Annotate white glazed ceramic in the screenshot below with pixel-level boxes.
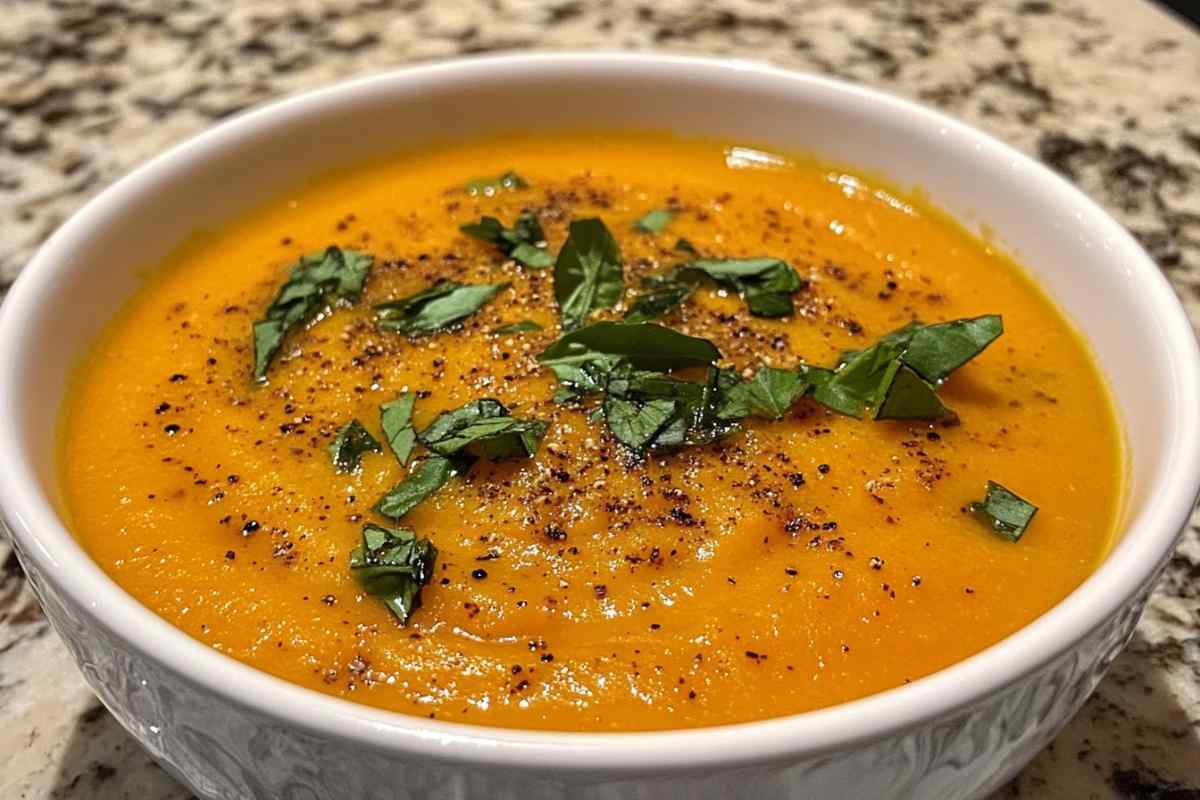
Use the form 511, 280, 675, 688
0, 53, 1197, 800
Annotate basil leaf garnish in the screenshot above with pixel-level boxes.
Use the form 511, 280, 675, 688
380, 393, 416, 466
815, 316, 1001, 420
554, 218, 624, 331
328, 419, 382, 473
373, 456, 461, 520
460, 212, 553, 269
680, 258, 804, 318
492, 320, 544, 335
418, 399, 546, 461
604, 396, 678, 451
349, 524, 437, 623
717, 366, 827, 420
901, 315, 1004, 384
635, 209, 673, 233
969, 481, 1038, 541
602, 364, 739, 452
623, 279, 695, 323
674, 238, 698, 255
465, 171, 528, 195
538, 321, 720, 377
874, 364, 949, 420
375, 281, 507, 337
252, 246, 373, 381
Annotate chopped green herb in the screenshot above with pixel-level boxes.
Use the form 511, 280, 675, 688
623, 279, 695, 323
460, 212, 553, 268
252, 246, 373, 381
537, 321, 720, 396
681, 258, 804, 317
815, 316, 1001, 419
328, 419, 382, 473
717, 366, 828, 420
969, 481, 1038, 541
380, 393, 417, 466
604, 396, 678, 451
465, 171, 528, 195
602, 364, 739, 452
349, 524, 437, 623
492, 320, 544, 335
373, 456, 460, 520
419, 399, 547, 461
375, 281, 507, 337
674, 238, 698, 255
635, 209, 673, 233
874, 364, 949, 421
814, 339, 907, 419
901, 315, 1004, 384
554, 218, 624, 331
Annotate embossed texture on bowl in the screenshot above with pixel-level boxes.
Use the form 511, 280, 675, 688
1, 54, 1197, 800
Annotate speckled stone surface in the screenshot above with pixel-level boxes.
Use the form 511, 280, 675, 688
0, 1, 1198, 798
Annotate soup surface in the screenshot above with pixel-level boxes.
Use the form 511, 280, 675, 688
60, 132, 1123, 731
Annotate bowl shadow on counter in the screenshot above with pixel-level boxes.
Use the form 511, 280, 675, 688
46, 628, 1200, 800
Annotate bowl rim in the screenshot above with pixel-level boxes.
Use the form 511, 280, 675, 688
1, 51, 1197, 773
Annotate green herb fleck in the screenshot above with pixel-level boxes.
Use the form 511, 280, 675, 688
465, 171, 528, 195
460, 212, 553, 268
349, 524, 437, 623
373, 456, 461, 520
674, 238, 698, 255
634, 209, 673, 234
328, 419, 382, 473
900, 315, 1004, 384
375, 281, 507, 337
718, 366, 830, 420
419, 399, 547, 461
680, 258, 804, 317
537, 321, 720, 397
380, 393, 417, 466
252, 246, 373, 381
623, 276, 695, 323
492, 320, 544, 335
969, 481, 1038, 541
874, 364, 949, 420
554, 218, 624, 331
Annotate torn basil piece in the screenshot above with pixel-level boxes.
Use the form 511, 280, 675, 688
718, 366, 822, 420
554, 218, 624, 331
901, 315, 1004, 384
970, 481, 1038, 541
680, 258, 805, 318
813, 341, 906, 419
623, 279, 695, 323
538, 321, 720, 378
873, 364, 948, 421
604, 396, 678, 451
349, 524, 437, 624
460, 212, 553, 268
375, 281, 507, 337
635, 209, 673, 234
373, 456, 461, 520
328, 419, 382, 473
418, 398, 547, 461
465, 171, 528, 195
492, 320, 544, 335
674, 238, 699, 255
380, 393, 417, 466
252, 246, 373, 381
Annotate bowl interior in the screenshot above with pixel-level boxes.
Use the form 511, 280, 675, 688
1, 55, 1195, 756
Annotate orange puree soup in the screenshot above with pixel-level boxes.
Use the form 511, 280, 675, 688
59, 132, 1123, 731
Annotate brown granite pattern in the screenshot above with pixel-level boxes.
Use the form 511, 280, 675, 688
0, 1, 1197, 797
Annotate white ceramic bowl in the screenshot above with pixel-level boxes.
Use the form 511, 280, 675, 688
1, 53, 1197, 800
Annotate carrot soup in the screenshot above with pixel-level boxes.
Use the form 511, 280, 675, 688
59, 132, 1123, 731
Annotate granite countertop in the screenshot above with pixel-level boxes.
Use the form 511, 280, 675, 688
1, 1, 1198, 797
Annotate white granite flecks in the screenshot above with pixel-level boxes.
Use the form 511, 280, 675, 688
1, 1, 1198, 798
